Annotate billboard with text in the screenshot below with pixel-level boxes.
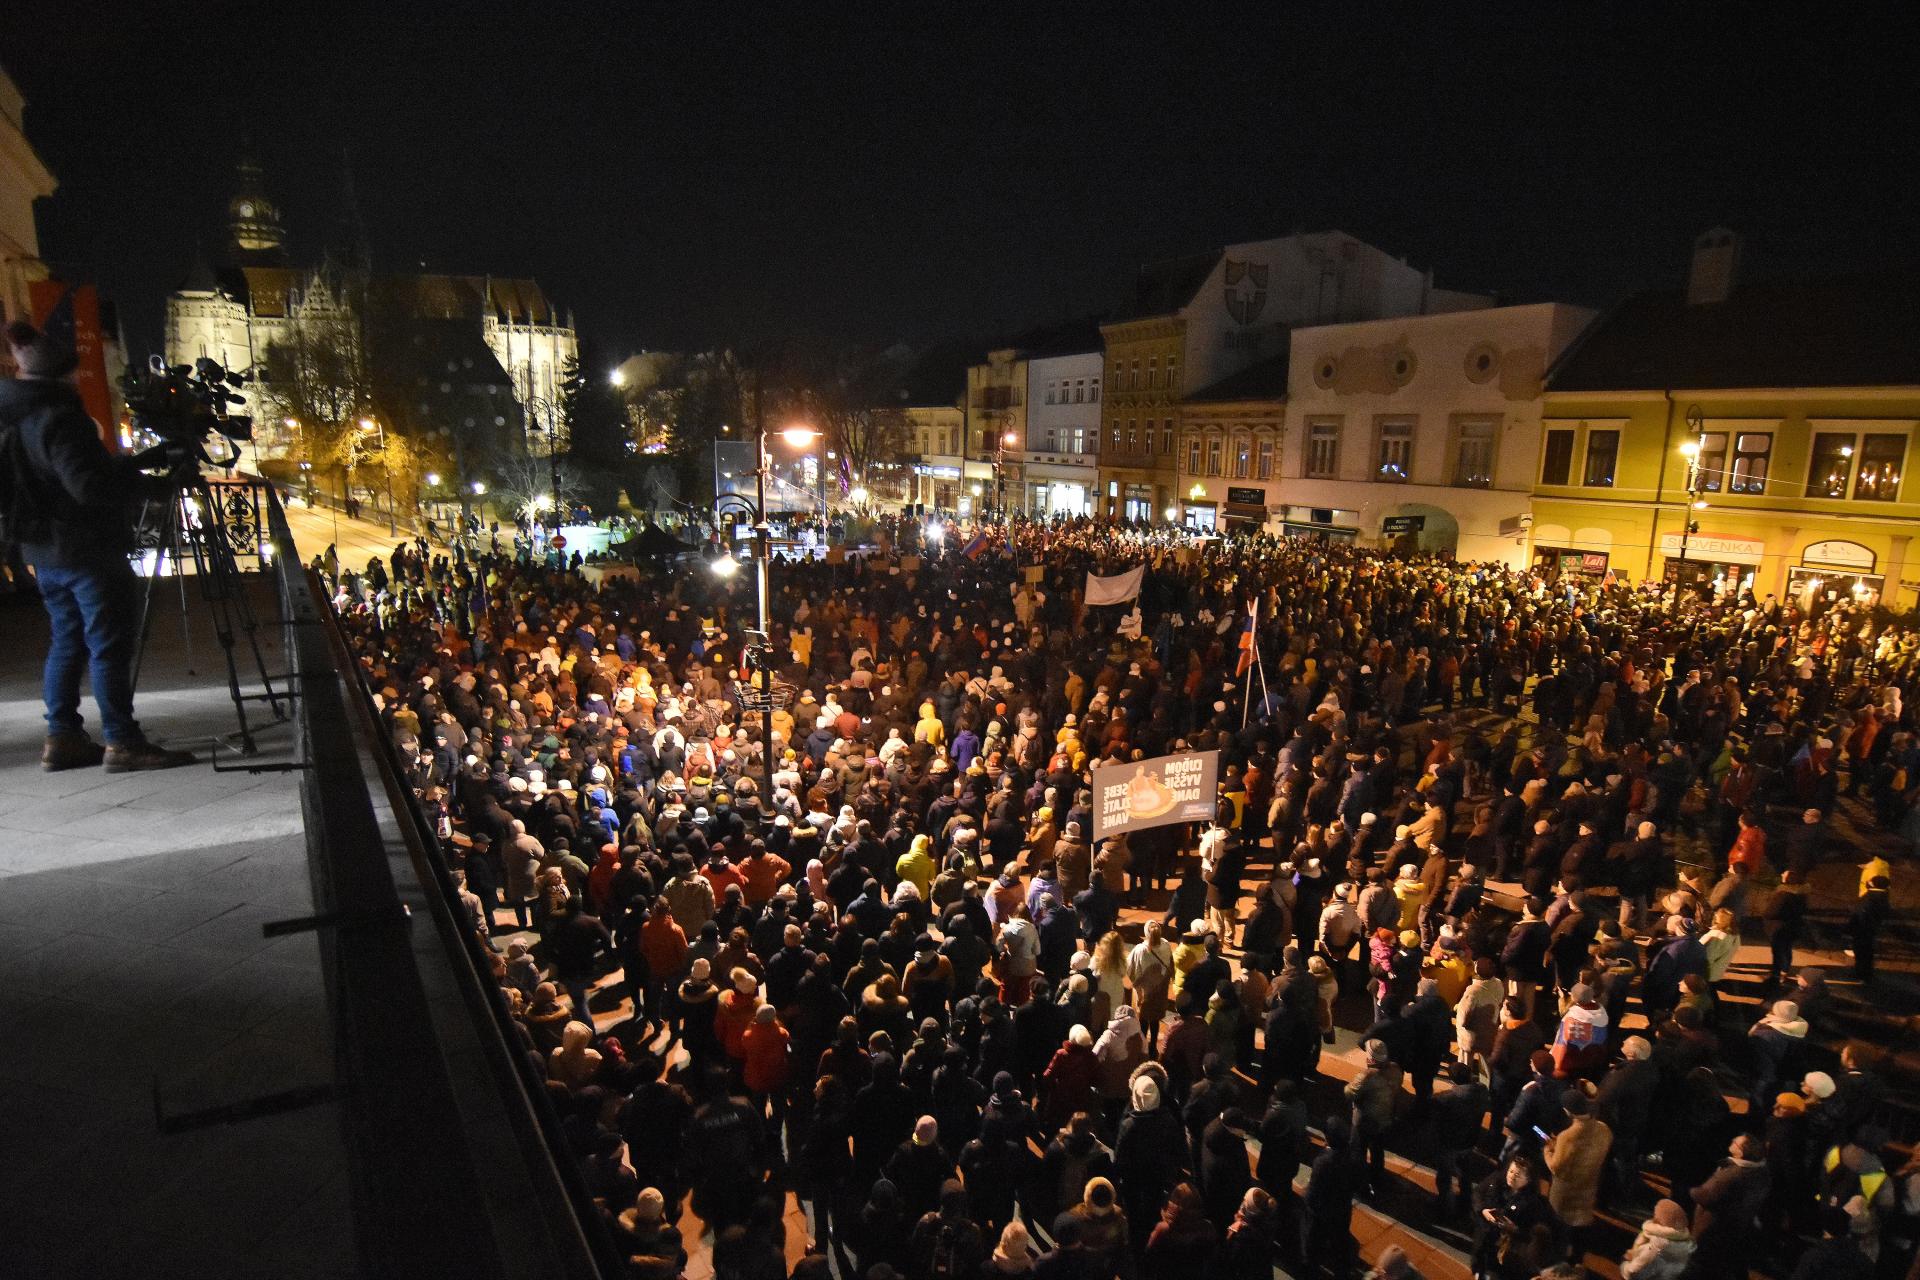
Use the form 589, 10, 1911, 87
1091, 750, 1219, 839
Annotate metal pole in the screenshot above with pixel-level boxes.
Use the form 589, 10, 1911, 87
1672, 405, 1703, 617
757, 425, 775, 818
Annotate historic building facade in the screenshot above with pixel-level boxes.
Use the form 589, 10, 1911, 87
965, 347, 1028, 516
1097, 231, 1491, 521
164, 159, 576, 458
1174, 354, 1288, 531
1274, 301, 1595, 564
1023, 348, 1101, 516
0, 65, 56, 335
1531, 232, 1920, 608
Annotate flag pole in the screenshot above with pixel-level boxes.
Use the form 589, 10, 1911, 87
1240, 597, 1258, 729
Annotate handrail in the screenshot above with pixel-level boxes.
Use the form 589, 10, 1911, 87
265, 488, 613, 1279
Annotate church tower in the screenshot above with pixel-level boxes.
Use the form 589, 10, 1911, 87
228, 155, 285, 256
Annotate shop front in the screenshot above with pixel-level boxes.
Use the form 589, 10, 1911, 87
1787, 538, 1883, 606
1658, 531, 1765, 601
1533, 546, 1611, 579
1221, 485, 1270, 529
1025, 465, 1095, 517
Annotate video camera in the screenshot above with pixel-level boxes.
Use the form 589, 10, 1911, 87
121, 354, 253, 471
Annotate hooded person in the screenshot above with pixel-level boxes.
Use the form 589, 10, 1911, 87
617, 1187, 688, 1280
1114, 1068, 1189, 1232
1619, 1199, 1693, 1280
548, 1019, 604, 1090
984, 1219, 1037, 1279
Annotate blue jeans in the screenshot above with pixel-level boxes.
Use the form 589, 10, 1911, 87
35, 559, 141, 745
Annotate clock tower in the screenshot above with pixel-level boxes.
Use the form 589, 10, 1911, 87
228, 155, 284, 255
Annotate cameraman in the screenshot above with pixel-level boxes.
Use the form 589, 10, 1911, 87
2, 320, 193, 771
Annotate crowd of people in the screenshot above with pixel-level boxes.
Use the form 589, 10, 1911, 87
323, 516, 1917, 1280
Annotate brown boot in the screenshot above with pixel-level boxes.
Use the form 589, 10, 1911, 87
103, 738, 197, 772
42, 731, 105, 772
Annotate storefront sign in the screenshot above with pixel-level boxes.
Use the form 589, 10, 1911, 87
1382, 515, 1427, 535
1092, 750, 1220, 839
1657, 532, 1765, 564
914, 464, 962, 479
1226, 486, 1266, 506
1580, 553, 1610, 574
1800, 539, 1876, 570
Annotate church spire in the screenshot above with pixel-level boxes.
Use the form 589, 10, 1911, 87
229, 149, 285, 257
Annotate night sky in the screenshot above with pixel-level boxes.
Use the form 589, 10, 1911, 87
7, 6, 1918, 363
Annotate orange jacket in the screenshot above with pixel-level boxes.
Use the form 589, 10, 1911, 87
715, 988, 760, 1061
741, 1018, 792, 1094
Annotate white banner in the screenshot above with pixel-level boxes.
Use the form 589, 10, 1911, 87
1085, 565, 1145, 606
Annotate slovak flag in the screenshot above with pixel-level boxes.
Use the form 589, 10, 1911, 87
962, 531, 991, 560
1236, 600, 1258, 676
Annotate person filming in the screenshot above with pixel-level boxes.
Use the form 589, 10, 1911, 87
2, 320, 195, 771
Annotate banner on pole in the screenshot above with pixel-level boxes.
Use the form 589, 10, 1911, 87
1084, 565, 1144, 606
1091, 750, 1219, 839
29, 281, 116, 450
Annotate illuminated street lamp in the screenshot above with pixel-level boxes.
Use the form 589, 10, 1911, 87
994, 428, 1019, 518
778, 424, 827, 531
1671, 404, 1708, 614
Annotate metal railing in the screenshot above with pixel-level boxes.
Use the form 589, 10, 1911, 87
264, 487, 614, 1279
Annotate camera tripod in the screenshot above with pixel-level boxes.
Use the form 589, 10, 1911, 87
131, 469, 287, 755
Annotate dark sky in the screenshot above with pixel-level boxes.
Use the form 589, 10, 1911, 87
7, 5, 1918, 364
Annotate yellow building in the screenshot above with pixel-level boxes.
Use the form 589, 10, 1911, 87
1532, 233, 1920, 608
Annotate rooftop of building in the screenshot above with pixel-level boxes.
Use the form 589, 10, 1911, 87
1548, 273, 1920, 393
1184, 349, 1292, 403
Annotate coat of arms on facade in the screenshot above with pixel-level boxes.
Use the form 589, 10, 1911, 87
1223, 258, 1269, 325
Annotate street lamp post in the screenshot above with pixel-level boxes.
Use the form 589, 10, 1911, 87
995, 429, 1018, 519
526, 395, 563, 530
359, 416, 396, 537
711, 424, 783, 818
1672, 404, 1708, 616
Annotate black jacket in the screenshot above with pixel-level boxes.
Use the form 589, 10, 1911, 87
1, 377, 157, 567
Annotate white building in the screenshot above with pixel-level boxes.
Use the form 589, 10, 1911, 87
1277, 301, 1597, 564
1099, 230, 1494, 521
0, 64, 56, 332
1023, 349, 1101, 516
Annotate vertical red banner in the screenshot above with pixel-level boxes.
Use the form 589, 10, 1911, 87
28, 280, 117, 451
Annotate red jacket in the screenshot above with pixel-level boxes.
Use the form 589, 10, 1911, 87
741, 1018, 792, 1094
715, 988, 760, 1061
640, 914, 688, 977
1729, 826, 1767, 875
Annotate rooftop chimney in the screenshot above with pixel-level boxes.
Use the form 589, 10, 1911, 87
1686, 227, 1742, 306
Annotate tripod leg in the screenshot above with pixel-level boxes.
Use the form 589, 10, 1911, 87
174, 547, 196, 676
132, 492, 189, 690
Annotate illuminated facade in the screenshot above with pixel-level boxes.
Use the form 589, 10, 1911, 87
165, 159, 576, 457
1098, 231, 1491, 521
0, 65, 56, 334
1530, 231, 1920, 607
